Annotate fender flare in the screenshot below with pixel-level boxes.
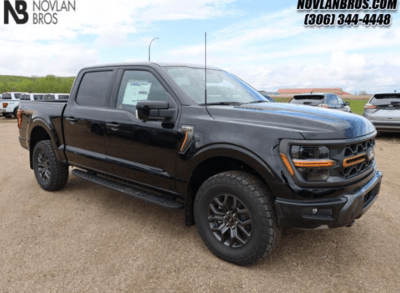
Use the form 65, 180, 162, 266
180, 144, 279, 185
28, 118, 66, 167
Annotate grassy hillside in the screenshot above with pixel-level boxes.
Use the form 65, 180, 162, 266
0, 75, 75, 94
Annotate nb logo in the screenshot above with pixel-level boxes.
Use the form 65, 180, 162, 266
4, 0, 28, 24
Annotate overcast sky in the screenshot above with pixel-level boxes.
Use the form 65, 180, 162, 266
0, 0, 399, 93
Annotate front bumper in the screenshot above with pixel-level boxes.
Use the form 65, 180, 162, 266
275, 170, 382, 229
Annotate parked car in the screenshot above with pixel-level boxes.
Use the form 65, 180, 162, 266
18, 62, 382, 265
290, 93, 351, 112
363, 93, 400, 132
0, 92, 22, 118
20, 93, 46, 101
43, 93, 70, 100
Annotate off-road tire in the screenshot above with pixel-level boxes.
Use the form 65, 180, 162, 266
13, 107, 18, 118
194, 171, 281, 266
32, 140, 69, 191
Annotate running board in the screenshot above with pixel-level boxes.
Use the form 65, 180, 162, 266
72, 169, 183, 209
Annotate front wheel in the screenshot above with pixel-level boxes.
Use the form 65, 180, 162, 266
194, 171, 281, 266
32, 140, 69, 191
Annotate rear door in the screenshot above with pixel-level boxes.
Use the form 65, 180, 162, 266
63, 68, 118, 172
103, 67, 180, 192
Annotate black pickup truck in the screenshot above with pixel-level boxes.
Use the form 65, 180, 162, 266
18, 62, 382, 265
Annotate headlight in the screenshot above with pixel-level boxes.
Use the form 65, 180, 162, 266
291, 145, 329, 160
280, 146, 335, 182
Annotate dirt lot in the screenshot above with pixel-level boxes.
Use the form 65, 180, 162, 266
1, 118, 399, 293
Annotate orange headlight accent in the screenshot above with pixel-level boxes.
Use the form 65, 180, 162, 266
343, 153, 366, 167
293, 159, 335, 168
17, 109, 23, 129
180, 132, 188, 152
280, 153, 294, 176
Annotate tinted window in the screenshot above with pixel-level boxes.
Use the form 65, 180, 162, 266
21, 94, 30, 100
290, 95, 324, 106
34, 95, 43, 100
2, 94, 11, 99
327, 95, 338, 105
293, 95, 324, 100
44, 95, 55, 100
76, 71, 113, 107
14, 93, 21, 99
58, 95, 69, 100
116, 71, 168, 112
371, 93, 400, 105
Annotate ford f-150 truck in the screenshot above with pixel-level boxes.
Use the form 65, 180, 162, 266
18, 62, 382, 265
1, 92, 22, 118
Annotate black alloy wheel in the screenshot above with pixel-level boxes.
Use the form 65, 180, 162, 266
208, 194, 252, 248
194, 171, 281, 266
32, 140, 69, 191
36, 151, 51, 182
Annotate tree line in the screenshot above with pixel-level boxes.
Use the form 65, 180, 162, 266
0, 75, 75, 94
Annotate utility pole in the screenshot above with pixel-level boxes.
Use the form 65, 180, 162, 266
149, 38, 159, 62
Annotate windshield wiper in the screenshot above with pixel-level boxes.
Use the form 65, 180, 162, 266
242, 100, 269, 105
242, 100, 270, 105
199, 101, 243, 106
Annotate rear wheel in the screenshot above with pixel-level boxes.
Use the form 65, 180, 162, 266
32, 140, 69, 191
194, 171, 281, 266
13, 107, 18, 118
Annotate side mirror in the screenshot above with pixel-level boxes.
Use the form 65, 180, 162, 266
345, 102, 350, 106
136, 100, 176, 122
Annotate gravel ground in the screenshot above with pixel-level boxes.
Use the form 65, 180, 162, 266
1, 118, 399, 293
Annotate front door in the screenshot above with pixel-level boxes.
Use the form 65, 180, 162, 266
104, 68, 180, 192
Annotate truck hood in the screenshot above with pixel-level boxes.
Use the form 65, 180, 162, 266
208, 102, 375, 140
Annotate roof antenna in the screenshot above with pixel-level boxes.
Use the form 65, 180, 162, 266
204, 32, 211, 116
205, 33, 208, 106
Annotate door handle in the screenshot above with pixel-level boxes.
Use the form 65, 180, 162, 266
66, 117, 77, 124
106, 123, 120, 131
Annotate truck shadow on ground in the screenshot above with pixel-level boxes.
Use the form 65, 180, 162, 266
63, 173, 365, 269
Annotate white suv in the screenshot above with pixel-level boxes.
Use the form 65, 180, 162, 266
0, 92, 22, 118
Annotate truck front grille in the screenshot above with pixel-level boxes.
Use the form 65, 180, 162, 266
342, 138, 375, 178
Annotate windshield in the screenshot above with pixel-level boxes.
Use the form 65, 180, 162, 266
162, 67, 269, 105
